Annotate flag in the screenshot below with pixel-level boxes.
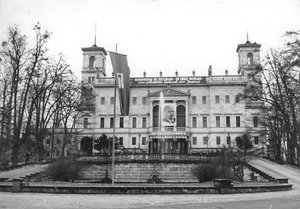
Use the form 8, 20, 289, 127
109, 51, 130, 115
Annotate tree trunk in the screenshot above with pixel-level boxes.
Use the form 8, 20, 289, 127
11, 144, 19, 167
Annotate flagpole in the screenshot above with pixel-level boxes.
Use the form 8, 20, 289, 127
112, 73, 116, 187
111, 46, 118, 187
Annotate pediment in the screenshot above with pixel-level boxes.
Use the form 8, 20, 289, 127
148, 87, 190, 97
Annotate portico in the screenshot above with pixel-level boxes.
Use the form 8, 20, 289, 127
148, 87, 191, 154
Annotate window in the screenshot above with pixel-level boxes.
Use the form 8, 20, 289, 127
192, 117, 197, 128
202, 96, 207, 104
132, 117, 137, 128
192, 137, 197, 145
110, 117, 114, 128
110, 97, 114, 105
203, 117, 207, 128
101, 97, 105, 105
215, 95, 220, 103
142, 137, 146, 145
119, 137, 123, 146
235, 95, 240, 103
247, 53, 254, 65
119, 117, 124, 128
227, 136, 231, 145
142, 97, 147, 105
203, 137, 208, 145
83, 118, 88, 129
176, 105, 186, 127
225, 95, 230, 104
226, 116, 231, 127
192, 96, 197, 104
216, 136, 221, 145
253, 116, 258, 127
142, 117, 147, 128
89, 56, 95, 69
236, 116, 241, 127
100, 117, 105, 128
153, 105, 159, 127
132, 97, 137, 105
254, 136, 259, 145
132, 137, 136, 145
216, 116, 220, 127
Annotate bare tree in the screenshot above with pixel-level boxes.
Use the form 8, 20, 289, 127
0, 24, 80, 165
241, 31, 300, 165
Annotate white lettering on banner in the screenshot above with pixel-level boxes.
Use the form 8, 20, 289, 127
133, 77, 206, 85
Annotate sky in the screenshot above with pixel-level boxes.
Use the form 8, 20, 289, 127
0, 0, 300, 79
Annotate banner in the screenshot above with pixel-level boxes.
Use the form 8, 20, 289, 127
109, 51, 130, 115
161, 103, 176, 127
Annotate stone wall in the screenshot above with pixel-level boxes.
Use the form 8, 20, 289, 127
81, 162, 199, 183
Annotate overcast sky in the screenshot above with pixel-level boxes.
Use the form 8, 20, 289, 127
0, 0, 300, 79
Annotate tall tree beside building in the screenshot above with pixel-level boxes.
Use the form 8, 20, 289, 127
242, 30, 300, 165
0, 24, 80, 165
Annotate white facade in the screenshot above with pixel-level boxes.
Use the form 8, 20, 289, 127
78, 41, 264, 154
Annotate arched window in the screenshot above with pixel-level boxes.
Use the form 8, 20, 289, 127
176, 105, 186, 127
153, 105, 159, 127
89, 56, 95, 69
247, 53, 253, 66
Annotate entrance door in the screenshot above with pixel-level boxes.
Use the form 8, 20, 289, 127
177, 138, 187, 154
153, 139, 159, 154
165, 138, 173, 153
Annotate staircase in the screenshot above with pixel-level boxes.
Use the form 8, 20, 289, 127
0, 164, 47, 182
246, 163, 276, 181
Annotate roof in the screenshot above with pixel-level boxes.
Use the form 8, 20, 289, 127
236, 41, 261, 52
82, 44, 108, 55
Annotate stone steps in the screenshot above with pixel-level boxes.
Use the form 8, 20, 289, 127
80, 163, 199, 183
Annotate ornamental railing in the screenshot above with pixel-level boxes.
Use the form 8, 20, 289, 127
77, 152, 218, 163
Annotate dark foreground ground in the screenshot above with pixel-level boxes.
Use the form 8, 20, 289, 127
0, 158, 299, 208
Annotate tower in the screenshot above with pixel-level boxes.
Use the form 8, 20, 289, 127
81, 44, 107, 84
236, 40, 261, 80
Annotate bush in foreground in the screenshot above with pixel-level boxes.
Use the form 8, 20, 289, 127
192, 164, 232, 183
46, 158, 85, 182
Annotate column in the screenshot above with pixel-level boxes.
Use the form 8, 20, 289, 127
185, 100, 189, 130
149, 101, 153, 131
174, 100, 177, 131
187, 137, 191, 154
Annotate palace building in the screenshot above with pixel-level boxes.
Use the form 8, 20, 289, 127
78, 41, 265, 154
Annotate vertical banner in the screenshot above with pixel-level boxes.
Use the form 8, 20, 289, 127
161, 103, 176, 127
109, 51, 130, 115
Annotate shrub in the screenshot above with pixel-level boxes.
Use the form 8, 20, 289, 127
192, 164, 232, 183
46, 158, 85, 182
